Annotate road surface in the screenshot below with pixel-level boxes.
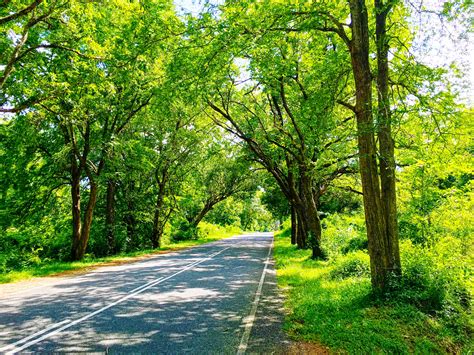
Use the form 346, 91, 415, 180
0, 233, 288, 353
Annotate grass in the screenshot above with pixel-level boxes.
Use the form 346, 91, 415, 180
0, 222, 241, 284
273, 231, 472, 354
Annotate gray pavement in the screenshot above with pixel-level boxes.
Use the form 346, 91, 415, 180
0, 233, 288, 354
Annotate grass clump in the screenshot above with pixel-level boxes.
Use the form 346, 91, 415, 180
273, 230, 473, 353
329, 251, 370, 280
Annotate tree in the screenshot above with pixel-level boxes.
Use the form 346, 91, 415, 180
181, 139, 257, 232
342, 0, 402, 290
197, 4, 358, 258
146, 101, 202, 248
2, 0, 179, 260
222, 0, 403, 289
0, 0, 62, 92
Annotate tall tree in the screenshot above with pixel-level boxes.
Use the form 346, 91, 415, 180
374, 0, 402, 279
4, 0, 179, 260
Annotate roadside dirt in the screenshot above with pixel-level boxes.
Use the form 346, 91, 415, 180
287, 341, 331, 354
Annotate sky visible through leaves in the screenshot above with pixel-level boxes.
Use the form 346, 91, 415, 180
173, 0, 473, 105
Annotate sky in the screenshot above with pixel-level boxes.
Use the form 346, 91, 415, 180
408, 0, 473, 105
174, 0, 223, 16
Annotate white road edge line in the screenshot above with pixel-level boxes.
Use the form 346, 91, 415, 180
4, 246, 231, 355
237, 236, 274, 355
0, 319, 71, 352
128, 277, 164, 293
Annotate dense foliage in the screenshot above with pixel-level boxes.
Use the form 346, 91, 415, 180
0, 0, 472, 351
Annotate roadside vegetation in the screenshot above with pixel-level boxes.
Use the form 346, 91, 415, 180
274, 213, 473, 353
1, 0, 472, 353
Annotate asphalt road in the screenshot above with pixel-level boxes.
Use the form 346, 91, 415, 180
0, 233, 288, 354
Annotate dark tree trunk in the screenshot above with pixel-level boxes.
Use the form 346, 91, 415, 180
290, 205, 297, 245
70, 157, 82, 261
348, 0, 398, 292
125, 182, 137, 249
105, 179, 116, 255
71, 181, 98, 261
295, 209, 307, 249
125, 209, 136, 247
300, 173, 324, 259
375, 0, 401, 277
296, 202, 323, 256
151, 182, 166, 249
190, 201, 214, 229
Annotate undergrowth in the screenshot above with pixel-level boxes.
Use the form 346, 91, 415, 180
273, 223, 473, 353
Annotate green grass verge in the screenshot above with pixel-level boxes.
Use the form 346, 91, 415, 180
0, 223, 241, 284
273, 231, 472, 354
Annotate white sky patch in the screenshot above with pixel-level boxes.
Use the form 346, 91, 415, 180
7, 29, 21, 45
36, 40, 51, 54
173, 0, 224, 17
0, 112, 15, 121
408, 0, 473, 105
174, 0, 204, 16
233, 57, 255, 87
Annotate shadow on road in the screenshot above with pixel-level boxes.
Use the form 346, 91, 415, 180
0, 235, 288, 353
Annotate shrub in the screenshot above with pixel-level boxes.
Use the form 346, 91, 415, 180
0, 249, 43, 273
321, 213, 366, 258
393, 245, 445, 312
387, 239, 472, 334
341, 236, 368, 254
330, 251, 370, 280
275, 218, 291, 239
172, 223, 200, 241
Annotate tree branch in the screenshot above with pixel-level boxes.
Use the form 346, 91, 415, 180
0, 0, 43, 25
336, 99, 357, 113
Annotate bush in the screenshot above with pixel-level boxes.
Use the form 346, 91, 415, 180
386, 239, 472, 335
172, 222, 201, 241
330, 251, 370, 280
341, 236, 368, 254
198, 221, 241, 239
0, 228, 48, 272
393, 246, 446, 312
321, 213, 366, 258
0, 249, 43, 273
170, 219, 235, 242
275, 218, 291, 239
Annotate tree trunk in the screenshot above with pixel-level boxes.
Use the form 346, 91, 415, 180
125, 209, 136, 248
348, 0, 396, 292
290, 205, 297, 245
70, 158, 82, 261
295, 209, 307, 249
300, 173, 324, 259
124, 180, 137, 249
375, 0, 401, 277
105, 179, 116, 255
151, 182, 166, 249
71, 181, 98, 261
190, 201, 214, 229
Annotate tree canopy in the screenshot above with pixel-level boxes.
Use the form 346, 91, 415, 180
1, 0, 472, 330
